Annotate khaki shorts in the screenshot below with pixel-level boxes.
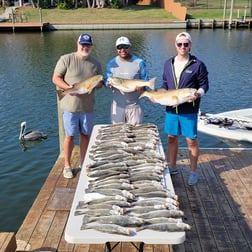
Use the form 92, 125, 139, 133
111, 102, 143, 125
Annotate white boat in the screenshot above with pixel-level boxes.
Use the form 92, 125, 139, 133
198, 108, 252, 143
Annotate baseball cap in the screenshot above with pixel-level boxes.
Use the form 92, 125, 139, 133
176, 32, 192, 42
115, 36, 131, 47
78, 33, 93, 46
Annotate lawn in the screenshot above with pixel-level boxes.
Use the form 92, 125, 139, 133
4, 5, 177, 23
1, 3, 250, 23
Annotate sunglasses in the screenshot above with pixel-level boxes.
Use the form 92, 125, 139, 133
116, 44, 130, 50
176, 42, 189, 48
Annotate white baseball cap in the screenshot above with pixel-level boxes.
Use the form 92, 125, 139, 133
115, 36, 131, 47
176, 32, 192, 42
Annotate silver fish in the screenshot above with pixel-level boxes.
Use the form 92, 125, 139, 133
137, 222, 191, 232
89, 182, 135, 191
83, 195, 127, 205
82, 215, 144, 227
77, 203, 122, 212
125, 204, 169, 214
81, 223, 136, 236
89, 152, 132, 162
133, 197, 179, 207
86, 162, 128, 172
85, 188, 135, 200
88, 178, 130, 187
137, 190, 177, 199
144, 217, 183, 224
75, 208, 121, 216
91, 173, 130, 183
135, 209, 184, 219
87, 169, 122, 178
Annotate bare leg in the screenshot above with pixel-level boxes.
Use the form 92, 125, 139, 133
186, 138, 199, 172
80, 133, 89, 166
168, 135, 179, 168
64, 135, 74, 167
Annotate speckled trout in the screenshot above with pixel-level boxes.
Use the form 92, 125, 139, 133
57, 74, 103, 100
139, 88, 197, 107
107, 77, 156, 94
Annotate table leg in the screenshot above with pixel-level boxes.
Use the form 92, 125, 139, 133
105, 242, 120, 252
130, 242, 145, 251
139, 242, 144, 252
105, 242, 111, 252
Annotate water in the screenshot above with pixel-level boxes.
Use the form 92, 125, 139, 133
0, 29, 251, 232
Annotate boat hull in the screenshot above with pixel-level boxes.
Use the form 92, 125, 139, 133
198, 108, 252, 143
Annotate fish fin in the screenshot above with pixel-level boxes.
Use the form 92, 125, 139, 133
87, 83, 98, 94
135, 226, 145, 232
148, 77, 156, 90
119, 90, 125, 95
56, 90, 65, 101
86, 83, 92, 90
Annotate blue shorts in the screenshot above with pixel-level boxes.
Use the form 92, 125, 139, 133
62, 111, 93, 137
164, 112, 198, 139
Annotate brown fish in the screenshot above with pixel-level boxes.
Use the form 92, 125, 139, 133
107, 77, 156, 94
139, 88, 197, 107
57, 74, 103, 100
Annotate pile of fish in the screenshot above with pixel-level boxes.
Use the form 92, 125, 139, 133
76, 123, 191, 236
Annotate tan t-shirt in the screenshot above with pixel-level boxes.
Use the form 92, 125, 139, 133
54, 52, 102, 112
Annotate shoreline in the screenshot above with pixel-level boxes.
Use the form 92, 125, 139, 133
0, 18, 251, 32
48, 21, 186, 30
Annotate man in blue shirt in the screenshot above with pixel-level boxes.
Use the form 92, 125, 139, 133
105, 36, 149, 125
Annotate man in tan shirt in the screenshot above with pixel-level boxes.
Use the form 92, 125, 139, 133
52, 33, 103, 178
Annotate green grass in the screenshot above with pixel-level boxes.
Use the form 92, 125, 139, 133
187, 8, 239, 19
7, 5, 177, 23
1, 4, 249, 23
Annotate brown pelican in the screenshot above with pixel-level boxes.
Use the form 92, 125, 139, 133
19, 121, 47, 141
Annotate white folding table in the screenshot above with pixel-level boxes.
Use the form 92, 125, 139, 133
65, 124, 185, 251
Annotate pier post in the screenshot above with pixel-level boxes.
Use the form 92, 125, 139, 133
228, 0, 234, 29
11, 8, 15, 32
57, 96, 64, 154
39, 8, 43, 32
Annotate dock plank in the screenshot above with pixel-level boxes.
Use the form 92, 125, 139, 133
0, 232, 17, 252
16, 147, 252, 252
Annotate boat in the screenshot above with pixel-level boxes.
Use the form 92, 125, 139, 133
198, 108, 252, 143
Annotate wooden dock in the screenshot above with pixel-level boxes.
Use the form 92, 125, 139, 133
187, 18, 252, 29
15, 147, 252, 252
0, 22, 49, 32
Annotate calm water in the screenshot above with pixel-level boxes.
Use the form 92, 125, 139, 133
0, 29, 251, 232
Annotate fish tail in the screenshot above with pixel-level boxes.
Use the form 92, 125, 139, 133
148, 77, 156, 90
139, 91, 147, 99
82, 214, 90, 225
56, 90, 65, 100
